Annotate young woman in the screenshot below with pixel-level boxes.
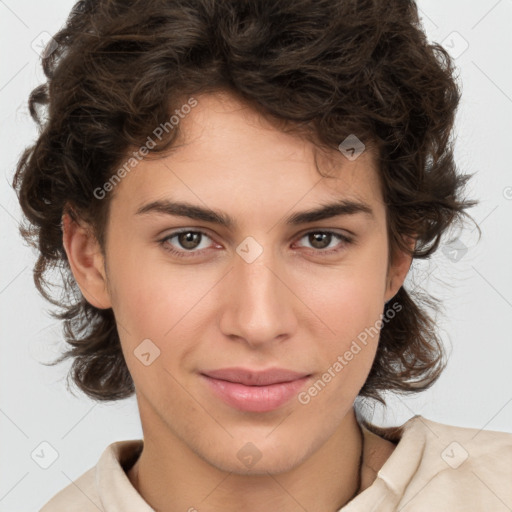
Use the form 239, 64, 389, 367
13, 0, 511, 510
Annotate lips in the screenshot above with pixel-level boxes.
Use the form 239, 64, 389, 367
202, 367, 310, 386
200, 367, 311, 412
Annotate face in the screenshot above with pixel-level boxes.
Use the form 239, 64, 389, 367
66, 91, 410, 475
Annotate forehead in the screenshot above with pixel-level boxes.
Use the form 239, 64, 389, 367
109, 91, 384, 222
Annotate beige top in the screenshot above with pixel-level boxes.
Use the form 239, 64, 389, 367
40, 415, 512, 511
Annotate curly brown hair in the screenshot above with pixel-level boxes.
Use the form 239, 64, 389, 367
13, 0, 475, 404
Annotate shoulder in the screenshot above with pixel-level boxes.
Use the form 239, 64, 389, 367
387, 416, 512, 510
405, 415, 512, 467
39, 466, 99, 512
39, 439, 144, 512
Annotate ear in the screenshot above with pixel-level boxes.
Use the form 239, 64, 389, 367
61, 212, 112, 309
384, 236, 415, 303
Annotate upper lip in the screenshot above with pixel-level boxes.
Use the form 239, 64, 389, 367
201, 367, 310, 386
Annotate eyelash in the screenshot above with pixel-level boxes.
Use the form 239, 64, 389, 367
158, 229, 353, 259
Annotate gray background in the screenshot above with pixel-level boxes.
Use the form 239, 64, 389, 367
1, 0, 511, 510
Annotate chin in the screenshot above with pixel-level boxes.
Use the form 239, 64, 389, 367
201, 434, 317, 476
213, 452, 305, 476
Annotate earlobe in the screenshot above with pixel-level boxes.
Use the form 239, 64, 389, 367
61, 212, 112, 309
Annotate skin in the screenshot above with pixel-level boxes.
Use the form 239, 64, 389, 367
62, 91, 412, 512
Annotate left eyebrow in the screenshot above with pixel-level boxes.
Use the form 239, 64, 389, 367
285, 199, 374, 224
134, 198, 374, 229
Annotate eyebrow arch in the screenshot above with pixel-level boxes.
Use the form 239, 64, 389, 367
135, 198, 374, 229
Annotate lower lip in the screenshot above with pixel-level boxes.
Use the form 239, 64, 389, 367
201, 374, 311, 413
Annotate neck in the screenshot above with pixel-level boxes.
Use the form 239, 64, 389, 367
128, 402, 365, 512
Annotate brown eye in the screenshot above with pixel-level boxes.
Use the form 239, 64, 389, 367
177, 231, 202, 250
295, 230, 353, 255
159, 229, 215, 258
308, 232, 332, 249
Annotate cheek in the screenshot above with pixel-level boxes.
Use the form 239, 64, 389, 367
304, 282, 385, 412
106, 241, 185, 331
317, 285, 383, 384
307, 255, 387, 341
301, 246, 388, 391
107, 246, 216, 367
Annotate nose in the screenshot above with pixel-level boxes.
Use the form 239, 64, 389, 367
219, 243, 298, 349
